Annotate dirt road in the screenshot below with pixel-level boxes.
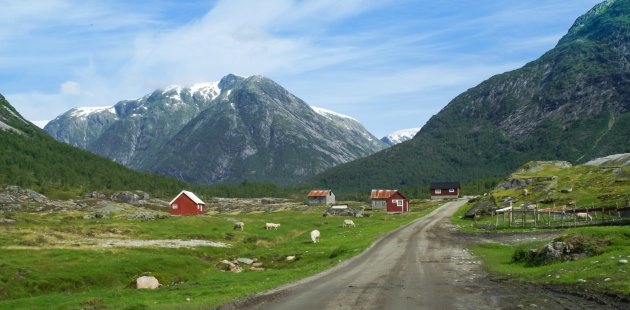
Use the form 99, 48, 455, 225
227, 200, 614, 310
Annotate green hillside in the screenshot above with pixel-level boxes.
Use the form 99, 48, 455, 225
309, 0, 630, 194
0, 94, 290, 199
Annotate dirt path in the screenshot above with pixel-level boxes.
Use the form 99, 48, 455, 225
224, 200, 615, 310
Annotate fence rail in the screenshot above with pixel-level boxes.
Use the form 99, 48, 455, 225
477, 204, 630, 228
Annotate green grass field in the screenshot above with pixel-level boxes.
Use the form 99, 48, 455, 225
0, 200, 440, 309
471, 226, 630, 296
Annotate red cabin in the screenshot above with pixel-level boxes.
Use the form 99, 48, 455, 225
169, 190, 206, 216
370, 189, 409, 213
429, 182, 461, 199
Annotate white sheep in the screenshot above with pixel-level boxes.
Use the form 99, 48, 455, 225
342, 219, 356, 228
310, 230, 320, 243
265, 223, 280, 230
576, 212, 592, 221
233, 222, 244, 231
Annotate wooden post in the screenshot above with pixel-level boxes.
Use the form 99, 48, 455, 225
522, 206, 525, 227
548, 211, 551, 227
574, 207, 578, 227
561, 211, 564, 228
508, 209, 512, 227
495, 211, 499, 228
534, 205, 538, 227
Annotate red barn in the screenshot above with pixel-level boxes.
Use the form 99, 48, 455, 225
370, 189, 409, 213
429, 182, 461, 199
169, 190, 206, 216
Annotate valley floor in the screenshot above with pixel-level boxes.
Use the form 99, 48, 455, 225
225, 200, 628, 309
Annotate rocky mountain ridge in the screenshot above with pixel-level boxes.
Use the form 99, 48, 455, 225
45, 74, 386, 185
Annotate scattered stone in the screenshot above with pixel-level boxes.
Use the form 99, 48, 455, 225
237, 258, 254, 265
250, 267, 265, 271
529, 304, 538, 308
286, 256, 296, 261
560, 188, 573, 193
604, 278, 611, 282
0, 218, 16, 223
136, 276, 160, 289
577, 279, 587, 283
619, 259, 628, 264
221, 260, 242, 272
252, 262, 263, 267
83, 191, 108, 200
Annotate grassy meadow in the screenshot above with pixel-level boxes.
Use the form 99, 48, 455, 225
471, 226, 630, 296
0, 200, 440, 309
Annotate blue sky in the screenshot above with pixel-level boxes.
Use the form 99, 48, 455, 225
1, 0, 601, 137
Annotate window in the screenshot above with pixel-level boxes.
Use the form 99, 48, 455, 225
396, 200, 403, 207
449, 189, 455, 193
435, 189, 441, 194
172, 204, 178, 209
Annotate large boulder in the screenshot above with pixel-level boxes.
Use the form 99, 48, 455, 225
535, 241, 574, 264
110, 191, 140, 204
464, 199, 497, 218
323, 206, 365, 217
136, 276, 160, 289
2, 186, 48, 203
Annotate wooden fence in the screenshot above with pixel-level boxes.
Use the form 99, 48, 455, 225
477, 204, 630, 229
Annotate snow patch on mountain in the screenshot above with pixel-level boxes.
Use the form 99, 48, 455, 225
381, 127, 421, 145
70, 106, 116, 118
311, 106, 357, 121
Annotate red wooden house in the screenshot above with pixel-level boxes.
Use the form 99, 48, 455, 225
169, 190, 206, 216
370, 189, 409, 213
429, 182, 461, 199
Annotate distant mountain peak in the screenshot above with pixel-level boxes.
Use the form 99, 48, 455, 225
381, 127, 421, 146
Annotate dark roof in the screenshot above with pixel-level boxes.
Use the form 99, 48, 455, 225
429, 182, 460, 190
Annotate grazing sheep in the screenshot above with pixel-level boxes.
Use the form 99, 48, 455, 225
310, 230, 320, 243
265, 223, 280, 230
342, 219, 356, 228
576, 212, 592, 221
233, 222, 244, 231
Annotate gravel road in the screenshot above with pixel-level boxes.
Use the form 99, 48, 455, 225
225, 200, 620, 310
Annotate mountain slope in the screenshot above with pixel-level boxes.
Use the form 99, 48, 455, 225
144, 75, 386, 185
45, 75, 386, 185
0, 93, 190, 197
45, 79, 224, 167
310, 0, 630, 193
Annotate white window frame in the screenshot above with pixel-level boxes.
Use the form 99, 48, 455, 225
435, 189, 442, 194
449, 189, 455, 193
396, 200, 403, 207
172, 204, 178, 209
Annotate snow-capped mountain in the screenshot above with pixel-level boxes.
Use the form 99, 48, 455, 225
45, 74, 386, 185
381, 127, 421, 146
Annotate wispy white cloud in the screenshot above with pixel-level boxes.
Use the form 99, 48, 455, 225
1, 0, 602, 137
